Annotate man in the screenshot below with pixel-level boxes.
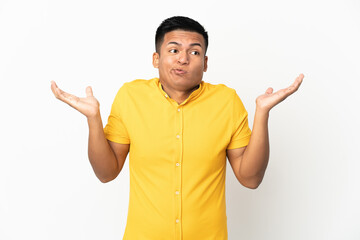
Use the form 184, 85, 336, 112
51, 16, 303, 240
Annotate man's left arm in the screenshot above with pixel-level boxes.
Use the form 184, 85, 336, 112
227, 74, 304, 189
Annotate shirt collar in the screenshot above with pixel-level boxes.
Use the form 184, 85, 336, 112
155, 78, 204, 105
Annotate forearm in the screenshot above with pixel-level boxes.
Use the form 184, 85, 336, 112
240, 109, 270, 187
87, 114, 119, 182
237, 74, 303, 188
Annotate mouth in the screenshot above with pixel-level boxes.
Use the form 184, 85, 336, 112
173, 68, 188, 75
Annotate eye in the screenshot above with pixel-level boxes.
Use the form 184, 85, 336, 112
169, 49, 178, 53
190, 51, 200, 55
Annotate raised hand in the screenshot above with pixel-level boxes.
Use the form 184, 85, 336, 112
255, 74, 304, 112
50, 81, 100, 118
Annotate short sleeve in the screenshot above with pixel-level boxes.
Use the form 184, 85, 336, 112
226, 90, 252, 149
103, 84, 130, 144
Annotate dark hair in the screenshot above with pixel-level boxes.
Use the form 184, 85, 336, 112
155, 16, 208, 54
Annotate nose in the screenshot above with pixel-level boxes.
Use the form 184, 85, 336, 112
177, 51, 189, 65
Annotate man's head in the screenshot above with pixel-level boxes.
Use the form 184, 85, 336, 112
153, 16, 209, 94
155, 16, 209, 55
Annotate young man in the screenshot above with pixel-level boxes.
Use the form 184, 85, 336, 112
51, 16, 303, 240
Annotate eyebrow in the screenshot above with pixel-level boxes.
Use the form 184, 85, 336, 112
167, 41, 203, 48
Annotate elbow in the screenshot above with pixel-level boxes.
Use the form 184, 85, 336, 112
95, 166, 121, 183
97, 171, 119, 183
242, 182, 261, 189
239, 176, 263, 189
237, 168, 265, 189
99, 177, 114, 183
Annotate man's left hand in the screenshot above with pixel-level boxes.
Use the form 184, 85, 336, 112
255, 73, 304, 112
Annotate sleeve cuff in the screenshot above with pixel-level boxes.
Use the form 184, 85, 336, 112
104, 133, 130, 144
226, 135, 251, 149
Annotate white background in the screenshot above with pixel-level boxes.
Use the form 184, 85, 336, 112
1, 0, 359, 239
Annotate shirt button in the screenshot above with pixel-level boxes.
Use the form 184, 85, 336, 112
165, 94, 168, 98
176, 219, 180, 223
176, 135, 180, 139
175, 191, 179, 195
177, 108, 180, 112
176, 163, 180, 166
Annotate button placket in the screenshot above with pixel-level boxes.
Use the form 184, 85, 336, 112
174, 104, 183, 240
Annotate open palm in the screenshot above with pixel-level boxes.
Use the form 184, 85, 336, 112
50, 81, 100, 118
256, 74, 304, 112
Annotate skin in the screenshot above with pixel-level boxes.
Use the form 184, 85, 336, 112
50, 81, 129, 183
152, 30, 208, 104
50, 29, 304, 187
227, 74, 303, 189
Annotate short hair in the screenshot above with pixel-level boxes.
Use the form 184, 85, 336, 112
155, 16, 209, 54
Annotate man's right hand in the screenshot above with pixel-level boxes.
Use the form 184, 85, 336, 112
50, 80, 129, 183
50, 80, 100, 119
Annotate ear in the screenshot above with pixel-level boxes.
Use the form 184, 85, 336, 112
203, 56, 208, 72
153, 52, 159, 68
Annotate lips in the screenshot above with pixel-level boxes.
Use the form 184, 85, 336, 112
173, 69, 188, 75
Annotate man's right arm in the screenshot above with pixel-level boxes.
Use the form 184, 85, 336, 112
51, 81, 129, 183
87, 114, 129, 183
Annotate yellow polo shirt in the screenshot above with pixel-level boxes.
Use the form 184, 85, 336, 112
104, 78, 252, 240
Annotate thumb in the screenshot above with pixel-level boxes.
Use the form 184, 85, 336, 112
86, 86, 93, 97
265, 87, 273, 94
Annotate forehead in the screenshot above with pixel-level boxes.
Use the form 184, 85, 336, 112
162, 30, 205, 47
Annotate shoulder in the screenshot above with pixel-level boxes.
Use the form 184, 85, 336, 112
201, 82, 247, 112
115, 78, 158, 96
202, 81, 237, 100
121, 78, 157, 90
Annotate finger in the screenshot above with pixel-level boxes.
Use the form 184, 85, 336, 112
285, 74, 304, 94
266, 87, 273, 94
51, 81, 68, 100
50, 80, 58, 96
293, 73, 304, 87
50, 81, 64, 99
51, 83, 80, 106
86, 86, 93, 97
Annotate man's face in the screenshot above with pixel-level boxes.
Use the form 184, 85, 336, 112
153, 30, 208, 92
